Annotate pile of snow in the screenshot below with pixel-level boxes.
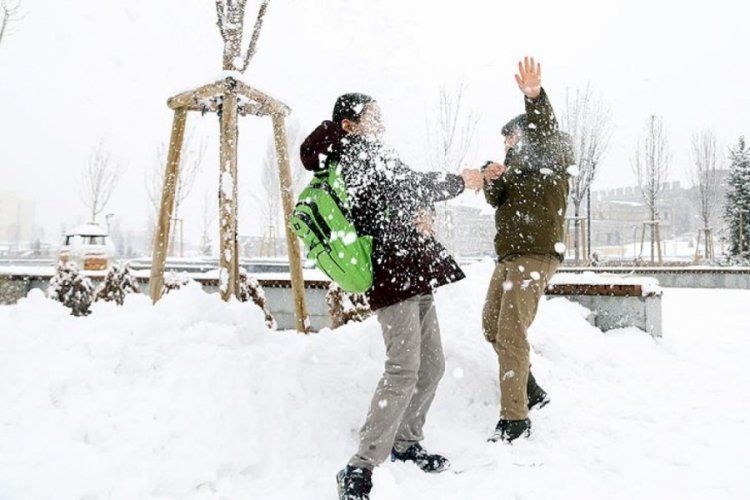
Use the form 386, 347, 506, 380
1, 261, 749, 499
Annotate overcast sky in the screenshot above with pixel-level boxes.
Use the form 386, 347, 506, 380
1, 0, 748, 243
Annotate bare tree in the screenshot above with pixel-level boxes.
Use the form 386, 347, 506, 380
425, 83, 479, 173
560, 85, 612, 264
690, 129, 723, 258
199, 188, 215, 256
80, 142, 121, 223
424, 83, 479, 254
145, 132, 206, 255
691, 129, 722, 228
632, 115, 671, 262
215, 0, 271, 71
0, 0, 22, 48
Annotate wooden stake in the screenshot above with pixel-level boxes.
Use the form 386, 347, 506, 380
219, 87, 240, 301
272, 112, 310, 333
655, 222, 663, 264
149, 108, 188, 302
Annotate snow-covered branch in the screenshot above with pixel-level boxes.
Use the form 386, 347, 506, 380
239, 0, 270, 72
0, 0, 23, 47
80, 141, 121, 223
214, 0, 272, 71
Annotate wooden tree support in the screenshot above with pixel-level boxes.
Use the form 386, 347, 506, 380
149, 108, 187, 301
218, 84, 240, 301
148, 77, 309, 333
694, 228, 715, 262
272, 112, 310, 333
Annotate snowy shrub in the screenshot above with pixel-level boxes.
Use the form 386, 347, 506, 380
95, 263, 140, 305
48, 262, 95, 316
326, 282, 371, 329
162, 272, 193, 295
238, 269, 276, 330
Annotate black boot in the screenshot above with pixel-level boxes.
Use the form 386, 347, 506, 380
390, 443, 450, 473
527, 372, 550, 410
336, 466, 373, 500
489, 418, 531, 443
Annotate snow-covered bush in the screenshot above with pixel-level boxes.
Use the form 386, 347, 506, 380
238, 269, 276, 329
48, 262, 95, 316
162, 272, 193, 295
326, 282, 371, 329
95, 263, 140, 305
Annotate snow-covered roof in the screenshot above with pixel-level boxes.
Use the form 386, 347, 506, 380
65, 224, 108, 237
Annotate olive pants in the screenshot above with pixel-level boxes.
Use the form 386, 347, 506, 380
482, 255, 558, 420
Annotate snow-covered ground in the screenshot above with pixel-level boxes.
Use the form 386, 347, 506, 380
0, 260, 748, 500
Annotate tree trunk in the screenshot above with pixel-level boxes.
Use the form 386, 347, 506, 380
650, 208, 656, 263
573, 201, 581, 266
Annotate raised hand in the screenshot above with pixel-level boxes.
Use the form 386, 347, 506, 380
414, 209, 435, 237
514, 56, 542, 99
483, 162, 507, 184
461, 168, 484, 192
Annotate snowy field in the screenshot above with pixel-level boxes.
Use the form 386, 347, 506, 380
0, 260, 748, 500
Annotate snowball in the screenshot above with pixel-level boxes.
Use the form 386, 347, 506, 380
567, 165, 580, 176
452, 367, 465, 380
555, 242, 567, 253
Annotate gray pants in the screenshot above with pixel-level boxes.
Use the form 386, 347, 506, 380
348, 293, 445, 470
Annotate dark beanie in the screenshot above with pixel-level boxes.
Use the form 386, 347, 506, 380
502, 114, 528, 136
333, 93, 375, 123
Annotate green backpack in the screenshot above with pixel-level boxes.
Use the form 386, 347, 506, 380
289, 163, 374, 293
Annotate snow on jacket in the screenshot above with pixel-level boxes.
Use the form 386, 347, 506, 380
483, 89, 575, 262
300, 121, 466, 310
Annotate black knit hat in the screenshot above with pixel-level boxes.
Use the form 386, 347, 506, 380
502, 114, 528, 136
333, 93, 375, 123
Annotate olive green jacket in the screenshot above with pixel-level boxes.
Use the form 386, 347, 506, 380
484, 88, 575, 262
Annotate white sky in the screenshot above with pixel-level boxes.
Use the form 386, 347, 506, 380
0, 0, 748, 242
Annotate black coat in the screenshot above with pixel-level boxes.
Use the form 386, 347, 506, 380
301, 122, 466, 310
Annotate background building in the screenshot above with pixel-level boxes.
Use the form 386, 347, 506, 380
0, 191, 36, 255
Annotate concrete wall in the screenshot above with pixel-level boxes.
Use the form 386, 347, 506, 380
0, 275, 334, 332
7, 266, 747, 334
556, 294, 663, 338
